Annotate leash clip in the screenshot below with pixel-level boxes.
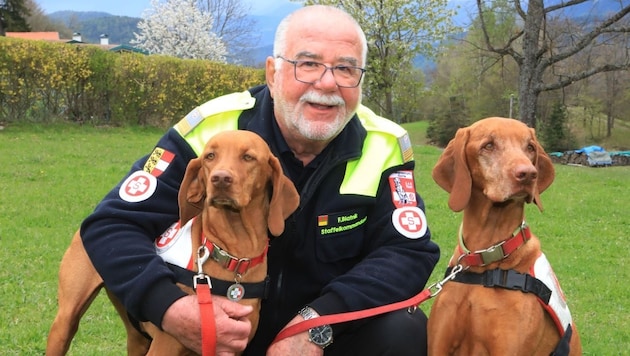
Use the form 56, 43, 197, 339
194, 245, 212, 290
427, 264, 465, 297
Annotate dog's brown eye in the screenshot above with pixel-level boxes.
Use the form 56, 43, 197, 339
205, 152, 215, 160
483, 142, 494, 150
527, 144, 535, 152
243, 154, 254, 162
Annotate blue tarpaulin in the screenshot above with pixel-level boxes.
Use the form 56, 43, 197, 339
575, 146, 612, 166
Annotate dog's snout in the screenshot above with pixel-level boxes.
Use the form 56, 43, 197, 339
514, 164, 537, 183
211, 170, 233, 188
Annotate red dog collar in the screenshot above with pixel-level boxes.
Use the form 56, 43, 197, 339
457, 222, 532, 267
202, 237, 268, 276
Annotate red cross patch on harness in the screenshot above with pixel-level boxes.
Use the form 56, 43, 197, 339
119, 170, 157, 203
156, 221, 182, 249
392, 206, 427, 239
388, 170, 417, 208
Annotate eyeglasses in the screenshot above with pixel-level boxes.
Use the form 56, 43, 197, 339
276, 56, 366, 88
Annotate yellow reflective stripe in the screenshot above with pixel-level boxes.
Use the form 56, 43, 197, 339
174, 90, 255, 155
340, 105, 413, 197
341, 132, 404, 196
182, 112, 241, 156
356, 105, 408, 138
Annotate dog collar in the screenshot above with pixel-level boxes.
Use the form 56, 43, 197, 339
457, 221, 532, 266
202, 236, 268, 276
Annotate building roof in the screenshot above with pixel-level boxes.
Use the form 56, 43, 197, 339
5, 32, 147, 55
6, 32, 60, 40
109, 44, 149, 55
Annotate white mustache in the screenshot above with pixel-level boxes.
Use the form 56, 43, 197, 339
300, 91, 345, 107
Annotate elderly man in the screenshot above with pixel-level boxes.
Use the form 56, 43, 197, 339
81, 5, 439, 355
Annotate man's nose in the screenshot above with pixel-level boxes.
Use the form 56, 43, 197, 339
314, 68, 339, 89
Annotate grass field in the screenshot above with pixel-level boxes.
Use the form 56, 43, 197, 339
0, 122, 628, 355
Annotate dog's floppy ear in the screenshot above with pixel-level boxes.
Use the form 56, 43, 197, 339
530, 128, 555, 212
432, 127, 471, 212
267, 155, 299, 236
178, 157, 205, 225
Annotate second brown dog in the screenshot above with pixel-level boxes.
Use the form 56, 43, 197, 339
428, 117, 582, 355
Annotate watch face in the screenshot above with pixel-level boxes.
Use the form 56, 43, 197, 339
309, 325, 333, 346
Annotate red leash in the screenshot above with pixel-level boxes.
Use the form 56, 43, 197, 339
271, 264, 464, 345
272, 288, 433, 344
194, 245, 216, 356
196, 279, 216, 355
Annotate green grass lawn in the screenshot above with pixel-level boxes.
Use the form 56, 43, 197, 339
0, 122, 627, 355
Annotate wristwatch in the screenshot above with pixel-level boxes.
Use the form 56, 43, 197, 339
297, 306, 334, 349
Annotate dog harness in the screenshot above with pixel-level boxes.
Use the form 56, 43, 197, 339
155, 217, 269, 300
448, 221, 575, 355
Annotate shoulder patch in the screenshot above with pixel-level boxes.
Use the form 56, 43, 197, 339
398, 133, 413, 163
119, 170, 157, 203
389, 170, 417, 208
144, 147, 175, 177
392, 206, 427, 239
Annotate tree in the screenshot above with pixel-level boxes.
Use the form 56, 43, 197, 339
23, 0, 71, 36
0, 0, 30, 35
294, 0, 457, 121
540, 102, 574, 151
196, 0, 260, 65
476, 0, 630, 128
131, 0, 227, 62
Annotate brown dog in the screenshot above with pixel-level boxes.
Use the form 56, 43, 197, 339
46, 130, 300, 355
427, 117, 582, 355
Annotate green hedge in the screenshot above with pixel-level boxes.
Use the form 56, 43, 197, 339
0, 37, 265, 127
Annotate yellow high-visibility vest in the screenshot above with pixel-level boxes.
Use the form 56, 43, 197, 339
174, 90, 414, 197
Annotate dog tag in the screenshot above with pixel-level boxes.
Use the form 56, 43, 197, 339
227, 283, 245, 302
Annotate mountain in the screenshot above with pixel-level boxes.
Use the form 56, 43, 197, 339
47, 10, 279, 64
48, 11, 140, 45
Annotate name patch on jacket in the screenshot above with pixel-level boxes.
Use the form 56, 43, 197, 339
317, 209, 367, 237
388, 170, 417, 208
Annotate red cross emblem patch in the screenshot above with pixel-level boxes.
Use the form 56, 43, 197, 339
391, 206, 428, 239
119, 170, 157, 203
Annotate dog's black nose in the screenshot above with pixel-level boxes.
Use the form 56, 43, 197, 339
211, 170, 233, 187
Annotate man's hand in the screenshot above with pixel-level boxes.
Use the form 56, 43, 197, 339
162, 294, 253, 354
266, 314, 323, 356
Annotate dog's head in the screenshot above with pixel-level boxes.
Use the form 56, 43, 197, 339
432, 117, 555, 212
178, 130, 299, 236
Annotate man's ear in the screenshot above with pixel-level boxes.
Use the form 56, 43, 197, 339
265, 56, 277, 96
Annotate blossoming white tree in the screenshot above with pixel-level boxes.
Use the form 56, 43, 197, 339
131, 0, 227, 62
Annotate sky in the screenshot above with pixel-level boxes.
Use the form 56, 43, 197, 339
35, 0, 300, 17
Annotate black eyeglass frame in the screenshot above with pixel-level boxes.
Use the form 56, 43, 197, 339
276, 56, 366, 88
